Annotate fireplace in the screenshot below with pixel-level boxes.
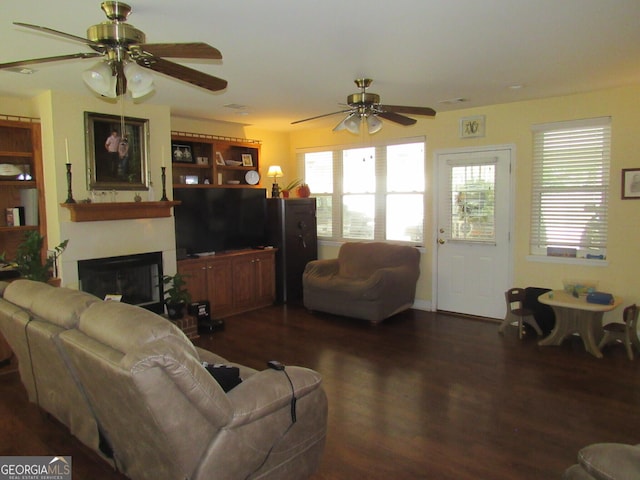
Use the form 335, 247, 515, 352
78, 252, 164, 314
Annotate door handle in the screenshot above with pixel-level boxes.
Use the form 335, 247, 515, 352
438, 238, 445, 245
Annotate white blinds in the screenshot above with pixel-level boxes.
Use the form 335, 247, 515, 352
530, 117, 611, 258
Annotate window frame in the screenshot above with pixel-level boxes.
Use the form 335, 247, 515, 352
298, 136, 426, 245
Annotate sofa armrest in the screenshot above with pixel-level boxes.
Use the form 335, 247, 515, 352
304, 259, 339, 279
195, 347, 258, 380
575, 443, 640, 480
226, 366, 323, 427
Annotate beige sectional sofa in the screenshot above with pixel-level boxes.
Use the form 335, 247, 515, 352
0, 279, 327, 480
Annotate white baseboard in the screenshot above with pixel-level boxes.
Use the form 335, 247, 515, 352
412, 299, 432, 312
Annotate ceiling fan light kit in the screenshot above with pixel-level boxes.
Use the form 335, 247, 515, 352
294, 78, 436, 134
123, 61, 154, 98
82, 61, 117, 98
1, 1, 228, 100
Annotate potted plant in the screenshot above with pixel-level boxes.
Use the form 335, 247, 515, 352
15, 231, 68, 284
281, 178, 303, 198
162, 273, 191, 319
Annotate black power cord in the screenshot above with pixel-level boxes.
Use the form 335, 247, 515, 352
267, 360, 297, 423
245, 361, 297, 480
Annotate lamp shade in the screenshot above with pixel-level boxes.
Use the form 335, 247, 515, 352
82, 62, 117, 98
267, 165, 283, 178
124, 61, 155, 98
344, 113, 362, 134
367, 114, 383, 134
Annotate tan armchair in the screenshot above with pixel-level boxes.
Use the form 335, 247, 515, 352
302, 242, 420, 324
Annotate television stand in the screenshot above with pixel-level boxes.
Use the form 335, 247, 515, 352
178, 248, 277, 319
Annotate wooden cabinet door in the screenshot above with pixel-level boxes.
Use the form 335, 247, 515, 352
207, 258, 234, 317
254, 251, 275, 306
231, 255, 256, 310
178, 260, 208, 304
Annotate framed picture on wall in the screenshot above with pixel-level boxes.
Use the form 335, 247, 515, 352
85, 112, 149, 190
459, 115, 486, 138
622, 168, 640, 199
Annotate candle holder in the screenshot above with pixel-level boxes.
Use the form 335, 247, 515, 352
64, 163, 76, 204
160, 166, 169, 201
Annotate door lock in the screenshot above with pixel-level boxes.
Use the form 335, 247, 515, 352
438, 238, 445, 245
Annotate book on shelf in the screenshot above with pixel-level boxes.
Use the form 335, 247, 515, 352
19, 189, 38, 226
5, 206, 25, 227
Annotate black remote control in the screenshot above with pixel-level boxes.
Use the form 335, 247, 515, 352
267, 360, 285, 371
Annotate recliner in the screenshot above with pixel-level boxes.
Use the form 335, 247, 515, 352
0, 280, 327, 480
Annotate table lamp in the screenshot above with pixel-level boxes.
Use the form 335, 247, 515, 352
267, 165, 283, 198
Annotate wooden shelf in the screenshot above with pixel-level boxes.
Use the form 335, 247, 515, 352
0, 225, 38, 233
61, 201, 181, 222
0, 180, 36, 188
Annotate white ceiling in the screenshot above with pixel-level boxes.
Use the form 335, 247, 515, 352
1, 0, 639, 132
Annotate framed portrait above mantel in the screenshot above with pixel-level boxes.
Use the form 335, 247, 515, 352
85, 111, 149, 190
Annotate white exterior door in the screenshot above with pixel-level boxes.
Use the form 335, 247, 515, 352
434, 146, 513, 319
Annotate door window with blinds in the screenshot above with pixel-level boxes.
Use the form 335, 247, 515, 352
446, 160, 496, 243
299, 139, 425, 244
530, 117, 610, 259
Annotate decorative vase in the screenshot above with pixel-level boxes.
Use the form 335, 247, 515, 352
282, 190, 290, 198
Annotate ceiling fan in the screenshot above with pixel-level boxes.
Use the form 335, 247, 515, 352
291, 78, 436, 134
0, 1, 227, 98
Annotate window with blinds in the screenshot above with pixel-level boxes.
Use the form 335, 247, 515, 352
299, 139, 425, 244
530, 117, 611, 259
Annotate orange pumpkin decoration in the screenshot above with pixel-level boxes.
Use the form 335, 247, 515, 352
296, 184, 310, 198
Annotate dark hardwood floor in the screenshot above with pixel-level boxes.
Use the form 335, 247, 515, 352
1, 305, 638, 479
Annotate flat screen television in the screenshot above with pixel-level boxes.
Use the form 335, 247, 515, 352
173, 187, 267, 255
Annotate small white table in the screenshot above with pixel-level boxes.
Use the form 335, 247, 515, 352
538, 290, 622, 358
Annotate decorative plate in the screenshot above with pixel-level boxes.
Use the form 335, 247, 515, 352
245, 170, 260, 185
0, 163, 22, 177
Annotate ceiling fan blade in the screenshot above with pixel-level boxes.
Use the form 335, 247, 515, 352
14, 22, 104, 51
378, 111, 417, 126
0, 52, 103, 70
138, 57, 227, 92
381, 105, 436, 117
139, 43, 222, 59
291, 109, 353, 125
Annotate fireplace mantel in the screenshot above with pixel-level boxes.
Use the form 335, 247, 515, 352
61, 201, 181, 222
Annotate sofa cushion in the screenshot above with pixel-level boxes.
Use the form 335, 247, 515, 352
3, 279, 99, 329
4, 279, 53, 311
578, 443, 640, 480
78, 301, 197, 357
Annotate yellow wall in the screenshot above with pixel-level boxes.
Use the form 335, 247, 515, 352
289, 85, 640, 308
3, 84, 639, 309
